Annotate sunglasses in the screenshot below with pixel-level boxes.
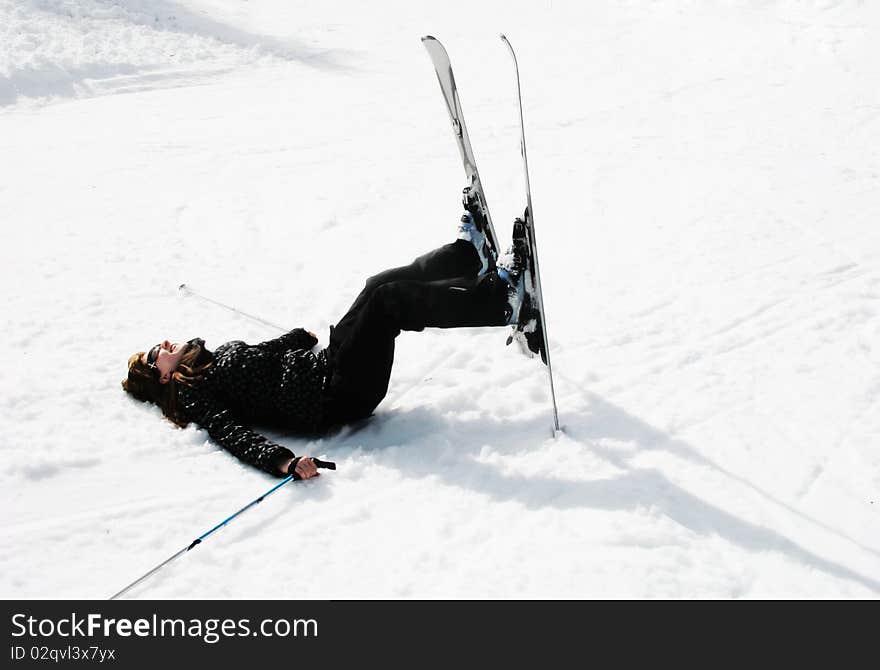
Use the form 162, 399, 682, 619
146, 344, 161, 368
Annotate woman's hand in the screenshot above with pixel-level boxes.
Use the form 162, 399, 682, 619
295, 457, 320, 479
280, 456, 320, 479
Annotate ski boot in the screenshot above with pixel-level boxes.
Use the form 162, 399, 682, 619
461, 184, 498, 272
457, 211, 495, 276
498, 217, 546, 364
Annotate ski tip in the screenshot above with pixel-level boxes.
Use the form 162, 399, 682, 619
421, 35, 436, 43
501, 34, 517, 60
178, 283, 189, 293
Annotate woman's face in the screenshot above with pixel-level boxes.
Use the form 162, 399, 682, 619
142, 340, 190, 384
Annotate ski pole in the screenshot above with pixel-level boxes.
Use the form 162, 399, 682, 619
179, 283, 288, 333
109, 458, 336, 600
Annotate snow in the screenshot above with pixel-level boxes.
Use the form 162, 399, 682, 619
2, 0, 879, 599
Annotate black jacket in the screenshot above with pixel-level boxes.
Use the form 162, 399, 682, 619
179, 329, 329, 476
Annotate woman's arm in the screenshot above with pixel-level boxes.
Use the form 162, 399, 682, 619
256, 328, 318, 355
199, 408, 296, 476
182, 386, 294, 476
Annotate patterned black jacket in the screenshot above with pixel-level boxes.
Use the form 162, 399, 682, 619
179, 329, 329, 476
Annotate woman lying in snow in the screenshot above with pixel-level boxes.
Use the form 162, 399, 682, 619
122, 208, 535, 480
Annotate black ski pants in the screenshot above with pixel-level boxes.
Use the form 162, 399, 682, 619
322, 240, 509, 425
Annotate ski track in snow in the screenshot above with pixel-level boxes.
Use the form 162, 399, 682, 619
2, 0, 880, 599
0, 0, 354, 106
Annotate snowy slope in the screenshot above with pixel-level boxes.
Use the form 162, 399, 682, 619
2, 0, 879, 599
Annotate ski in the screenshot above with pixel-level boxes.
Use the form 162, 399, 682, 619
500, 34, 560, 434
421, 35, 500, 260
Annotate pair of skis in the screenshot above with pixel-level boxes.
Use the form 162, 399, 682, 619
422, 35, 560, 434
